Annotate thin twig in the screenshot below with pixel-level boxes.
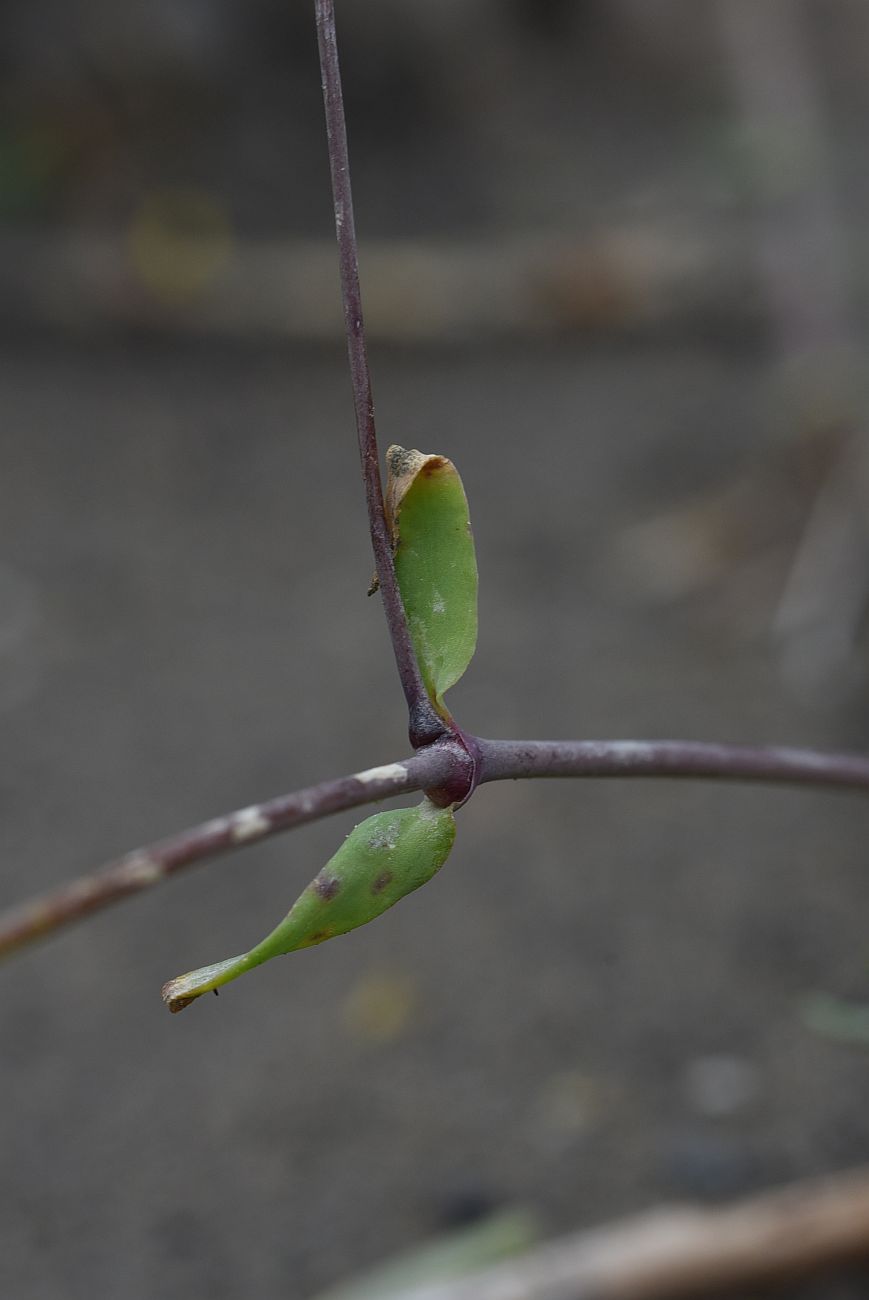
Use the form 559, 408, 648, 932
477, 736, 869, 794
719, 0, 851, 372
314, 0, 445, 748
389, 1165, 869, 1300
0, 748, 454, 961
4, 735, 869, 961
718, 0, 869, 688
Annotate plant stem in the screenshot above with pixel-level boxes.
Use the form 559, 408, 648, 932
0, 749, 454, 962
477, 736, 869, 793
4, 734, 869, 961
314, 0, 445, 748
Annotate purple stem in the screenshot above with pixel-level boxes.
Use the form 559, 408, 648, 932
477, 737, 869, 793
314, 0, 445, 748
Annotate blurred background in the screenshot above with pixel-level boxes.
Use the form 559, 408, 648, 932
3, 1, 869, 1297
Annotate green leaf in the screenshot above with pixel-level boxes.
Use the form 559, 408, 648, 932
162, 798, 456, 1011
386, 445, 478, 715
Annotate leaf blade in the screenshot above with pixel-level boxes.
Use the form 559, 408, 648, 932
162, 798, 456, 1011
387, 445, 478, 713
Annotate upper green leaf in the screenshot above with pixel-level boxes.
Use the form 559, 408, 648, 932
386, 445, 478, 715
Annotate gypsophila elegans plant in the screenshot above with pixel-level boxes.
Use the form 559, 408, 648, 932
3, 0, 869, 1011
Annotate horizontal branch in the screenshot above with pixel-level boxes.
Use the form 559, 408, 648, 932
0, 748, 453, 962
389, 1165, 869, 1300
477, 736, 869, 794
2, 734, 869, 963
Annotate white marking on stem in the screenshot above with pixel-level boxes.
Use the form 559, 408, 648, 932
354, 762, 407, 786
123, 852, 164, 885
230, 807, 271, 843
201, 817, 231, 839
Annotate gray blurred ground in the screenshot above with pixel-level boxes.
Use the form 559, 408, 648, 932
3, 4, 869, 1300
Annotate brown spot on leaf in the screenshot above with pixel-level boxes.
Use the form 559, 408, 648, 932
371, 870, 394, 895
313, 874, 341, 901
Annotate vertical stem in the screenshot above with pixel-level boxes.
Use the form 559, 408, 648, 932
314, 0, 446, 748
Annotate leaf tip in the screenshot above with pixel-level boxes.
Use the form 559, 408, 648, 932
161, 954, 247, 1013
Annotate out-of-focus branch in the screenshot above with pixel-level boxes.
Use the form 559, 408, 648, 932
0, 227, 758, 344
390, 1166, 869, 1300
719, 0, 851, 379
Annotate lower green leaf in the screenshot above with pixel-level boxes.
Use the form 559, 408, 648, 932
162, 798, 456, 1011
